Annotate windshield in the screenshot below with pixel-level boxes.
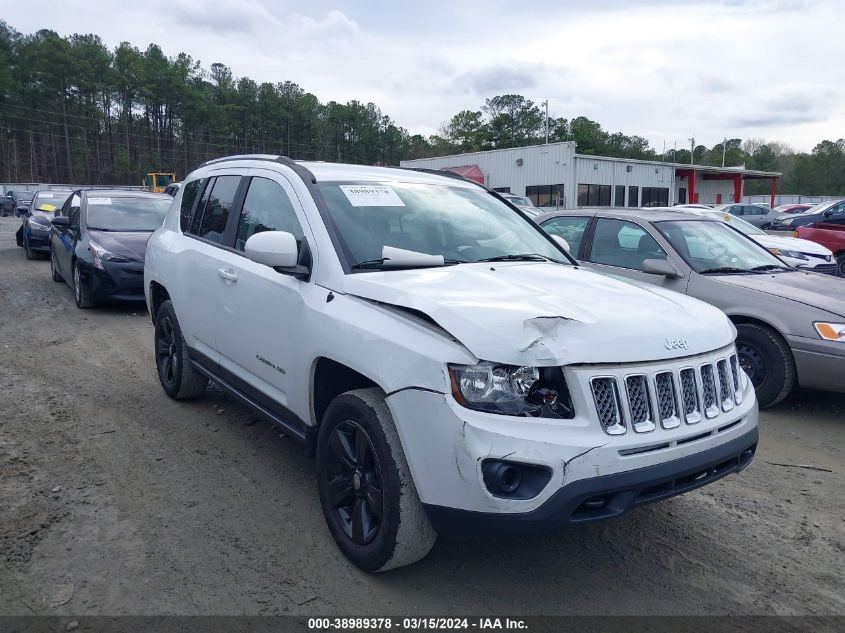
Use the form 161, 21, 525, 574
801, 200, 840, 215
656, 220, 786, 273
722, 214, 766, 236
32, 192, 72, 213
317, 182, 567, 270
85, 196, 171, 231
506, 196, 532, 207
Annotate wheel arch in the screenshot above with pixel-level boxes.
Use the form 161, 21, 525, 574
309, 357, 383, 455
148, 281, 171, 322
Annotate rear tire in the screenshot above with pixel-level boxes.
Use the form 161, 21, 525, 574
154, 300, 208, 399
837, 253, 845, 278
735, 323, 795, 408
73, 262, 95, 309
317, 388, 436, 572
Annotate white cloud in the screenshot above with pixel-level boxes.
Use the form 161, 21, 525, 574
4, 0, 843, 151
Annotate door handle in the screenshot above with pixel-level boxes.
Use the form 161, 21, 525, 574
217, 268, 238, 282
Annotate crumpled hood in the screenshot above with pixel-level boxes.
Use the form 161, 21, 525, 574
751, 234, 832, 256
714, 271, 845, 319
342, 262, 735, 365
89, 230, 152, 262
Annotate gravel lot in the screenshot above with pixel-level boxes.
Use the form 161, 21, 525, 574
0, 215, 843, 617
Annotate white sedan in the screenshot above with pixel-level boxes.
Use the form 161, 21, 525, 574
672, 207, 836, 274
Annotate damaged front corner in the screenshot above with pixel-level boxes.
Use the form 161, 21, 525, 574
561, 442, 609, 486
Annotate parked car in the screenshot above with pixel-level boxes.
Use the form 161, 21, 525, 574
770, 199, 845, 231
537, 208, 845, 408
714, 203, 785, 229
659, 207, 837, 275
50, 190, 172, 308
796, 223, 845, 277
144, 156, 758, 571
774, 203, 814, 214
15, 190, 73, 259
500, 192, 541, 218
163, 182, 181, 197
2, 190, 36, 217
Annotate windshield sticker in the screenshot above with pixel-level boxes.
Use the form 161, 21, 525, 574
88, 197, 112, 205
340, 185, 405, 207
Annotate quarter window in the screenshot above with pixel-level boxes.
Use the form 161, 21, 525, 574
195, 176, 241, 244
235, 177, 304, 251
540, 216, 590, 255
589, 218, 668, 272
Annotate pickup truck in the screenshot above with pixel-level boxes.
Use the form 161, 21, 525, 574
796, 223, 845, 277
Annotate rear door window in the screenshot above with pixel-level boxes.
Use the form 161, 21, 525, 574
194, 176, 242, 244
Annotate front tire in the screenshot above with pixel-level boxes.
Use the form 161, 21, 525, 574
24, 236, 37, 260
73, 262, 95, 309
735, 323, 795, 408
317, 388, 436, 572
837, 253, 845, 278
154, 300, 208, 399
50, 248, 63, 282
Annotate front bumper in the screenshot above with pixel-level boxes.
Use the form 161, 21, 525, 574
386, 346, 759, 528
25, 227, 52, 251
80, 260, 146, 302
788, 335, 845, 393
425, 425, 757, 537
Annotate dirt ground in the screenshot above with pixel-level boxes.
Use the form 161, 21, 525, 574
0, 215, 842, 617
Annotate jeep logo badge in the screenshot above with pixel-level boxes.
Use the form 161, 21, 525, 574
665, 337, 689, 350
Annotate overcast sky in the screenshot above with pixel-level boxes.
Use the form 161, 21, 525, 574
3, 0, 842, 152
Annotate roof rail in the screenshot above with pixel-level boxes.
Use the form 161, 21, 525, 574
199, 154, 280, 168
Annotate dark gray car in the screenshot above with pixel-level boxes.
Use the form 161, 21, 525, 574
537, 208, 845, 407
714, 203, 785, 229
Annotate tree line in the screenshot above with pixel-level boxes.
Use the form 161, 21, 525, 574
1, 22, 843, 195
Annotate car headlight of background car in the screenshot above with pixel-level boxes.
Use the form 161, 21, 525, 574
814, 323, 845, 343
767, 248, 807, 261
449, 362, 573, 417
29, 221, 51, 233
89, 241, 132, 268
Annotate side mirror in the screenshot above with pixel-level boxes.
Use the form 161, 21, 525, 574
823, 210, 833, 217
551, 235, 571, 253
245, 230, 299, 268
642, 258, 682, 278
51, 216, 71, 227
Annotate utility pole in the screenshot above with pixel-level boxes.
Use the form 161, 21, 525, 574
542, 100, 549, 144
721, 137, 727, 168
688, 137, 695, 165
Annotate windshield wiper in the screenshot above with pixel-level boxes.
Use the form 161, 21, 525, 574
352, 257, 463, 270
699, 266, 756, 275
476, 253, 564, 264
751, 264, 793, 272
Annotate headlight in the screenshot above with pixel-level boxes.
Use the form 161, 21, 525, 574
814, 323, 845, 342
89, 241, 131, 268
29, 221, 51, 232
449, 362, 573, 417
767, 248, 807, 260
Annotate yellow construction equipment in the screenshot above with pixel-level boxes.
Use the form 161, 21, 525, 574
143, 172, 177, 193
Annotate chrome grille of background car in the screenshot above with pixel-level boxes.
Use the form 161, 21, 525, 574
590, 353, 744, 435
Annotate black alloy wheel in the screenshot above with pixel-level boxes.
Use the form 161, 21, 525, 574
324, 420, 384, 546
157, 314, 179, 391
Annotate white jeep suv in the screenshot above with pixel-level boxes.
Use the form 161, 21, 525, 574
144, 156, 759, 571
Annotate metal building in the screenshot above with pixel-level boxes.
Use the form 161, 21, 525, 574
400, 142, 782, 208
